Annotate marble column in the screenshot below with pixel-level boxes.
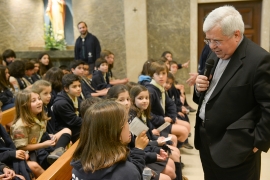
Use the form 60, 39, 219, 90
124, 0, 148, 82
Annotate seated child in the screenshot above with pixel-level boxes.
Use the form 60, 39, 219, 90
9, 60, 28, 91
31, 80, 72, 140
70, 60, 108, 99
52, 74, 82, 143
0, 161, 26, 180
59, 65, 71, 75
11, 90, 71, 172
0, 102, 35, 180
145, 61, 190, 145
23, 61, 35, 86
71, 100, 147, 180
2, 49, 16, 66
30, 59, 41, 82
0, 65, 15, 111
91, 58, 111, 90
100, 50, 129, 85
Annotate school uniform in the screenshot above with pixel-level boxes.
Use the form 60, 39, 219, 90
11, 118, 54, 169
53, 91, 82, 142
167, 85, 189, 122
46, 89, 59, 134
23, 75, 34, 85
14, 77, 27, 90
145, 83, 177, 133
0, 124, 32, 180
80, 77, 97, 98
0, 86, 15, 111
31, 73, 42, 83
72, 161, 142, 180
91, 70, 111, 90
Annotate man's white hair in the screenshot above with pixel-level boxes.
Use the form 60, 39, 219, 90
203, 5, 245, 36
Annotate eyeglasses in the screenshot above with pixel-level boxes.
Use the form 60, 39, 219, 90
204, 39, 223, 46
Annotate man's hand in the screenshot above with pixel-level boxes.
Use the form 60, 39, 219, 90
196, 75, 209, 92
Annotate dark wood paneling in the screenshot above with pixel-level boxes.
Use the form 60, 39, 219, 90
198, 1, 262, 61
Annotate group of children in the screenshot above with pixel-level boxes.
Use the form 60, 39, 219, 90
0, 48, 194, 180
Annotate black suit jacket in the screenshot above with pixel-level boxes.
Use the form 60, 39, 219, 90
193, 37, 270, 168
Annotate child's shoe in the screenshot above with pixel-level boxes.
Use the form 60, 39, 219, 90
47, 147, 65, 164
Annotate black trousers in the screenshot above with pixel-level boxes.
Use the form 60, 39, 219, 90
199, 126, 261, 180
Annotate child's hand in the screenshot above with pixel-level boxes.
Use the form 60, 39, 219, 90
0, 174, 8, 180
156, 154, 166, 162
159, 149, 168, 159
16, 150, 26, 160
43, 139, 56, 148
135, 131, 149, 150
152, 129, 160, 136
157, 137, 166, 146
178, 112, 185, 118
181, 60, 190, 68
164, 117, 172, 123
3, 167, 15, 179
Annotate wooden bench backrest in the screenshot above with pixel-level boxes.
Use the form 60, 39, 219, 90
1, 107, 15, 126
37, 140, 79, 180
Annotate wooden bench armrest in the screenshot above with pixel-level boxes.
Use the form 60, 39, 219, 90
1, 107, 15, 126
37, 140, 79, 180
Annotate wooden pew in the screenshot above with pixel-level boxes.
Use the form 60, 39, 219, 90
1, 107, 15, 126
37, 140, 79, 180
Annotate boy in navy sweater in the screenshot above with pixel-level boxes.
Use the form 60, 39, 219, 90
91, 58, 111, 90
70, 60, 108, 99
145, 60, 190, 145
53, 74, 82, 143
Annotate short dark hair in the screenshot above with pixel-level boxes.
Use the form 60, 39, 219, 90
24, 60, 35, 70
70, 60, 85, 70
167, 72, 175, 82
95, 58, 108, 68
77, 21, 87, 28
62, 74, 80, 89
161, 51, 172, 59
169, 60, 178, 67
8, 60, 25, 78
59, 64, 68, 70
2, 49, 16, 61
80, 97, 102, 118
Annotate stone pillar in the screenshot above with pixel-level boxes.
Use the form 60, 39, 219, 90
124, 0, 148, 82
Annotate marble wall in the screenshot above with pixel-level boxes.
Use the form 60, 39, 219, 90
0, 1, 44, 53
147, 0, 191, 91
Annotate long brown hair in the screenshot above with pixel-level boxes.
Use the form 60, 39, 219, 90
43, 67, 64, 92
14, 89, 48, 127
0, 65, 13, 91
38, 53, 53, 76
130, 85, 151, 119
73, 100, 128, 172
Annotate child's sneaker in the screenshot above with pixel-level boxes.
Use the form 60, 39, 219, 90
47, 147, 65, 164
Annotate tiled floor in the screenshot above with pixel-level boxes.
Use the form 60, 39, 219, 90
181, 94, 270, 180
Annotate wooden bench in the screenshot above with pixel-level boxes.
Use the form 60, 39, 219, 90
37, 140, 79, 180
1, 107, 15, 128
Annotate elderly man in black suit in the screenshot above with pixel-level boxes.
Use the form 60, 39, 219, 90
193, 5, 270, 180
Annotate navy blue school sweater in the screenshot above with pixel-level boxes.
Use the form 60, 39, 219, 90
80, 78, 96, 98
145, 84, 177, 128
71, 148, 145, 180
91, 70, 111, 90
53, 91, 82, 142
